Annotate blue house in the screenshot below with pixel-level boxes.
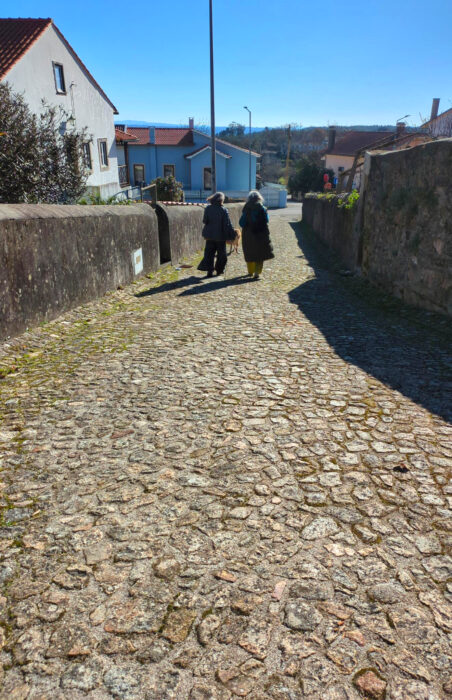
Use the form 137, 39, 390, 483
115, 119, 258, 199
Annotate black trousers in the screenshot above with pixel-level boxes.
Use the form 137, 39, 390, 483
202, 239, 227, 274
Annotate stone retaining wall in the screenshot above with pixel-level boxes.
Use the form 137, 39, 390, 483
302, 195, 359, 271
0, 204, 159, 340
361, 139, 452, 316
302, 139, 452, 316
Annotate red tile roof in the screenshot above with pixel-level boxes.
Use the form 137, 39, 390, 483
126, 127, 151, 145
0, 18, 118, 113
115, 127, 138, 143
0, 18, 51, 79
124, 127, 195, 146
155, 128, 193, 146
327, 131, 394, 156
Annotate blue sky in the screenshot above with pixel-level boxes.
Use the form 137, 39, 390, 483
3, 0, 451, 127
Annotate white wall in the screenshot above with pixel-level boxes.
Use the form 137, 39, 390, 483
4, 25, 120, 198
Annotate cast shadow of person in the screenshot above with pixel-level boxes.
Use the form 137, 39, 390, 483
288, 222, 452, 423
135, 275, 202, 298
178, 276, 251, 297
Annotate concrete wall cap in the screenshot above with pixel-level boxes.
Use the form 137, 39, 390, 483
0, 203, 155, 221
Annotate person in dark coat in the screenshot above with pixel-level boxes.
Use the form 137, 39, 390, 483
239, 190, 274, 279
197, 192, 235, 278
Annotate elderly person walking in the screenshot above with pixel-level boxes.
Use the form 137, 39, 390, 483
239, 190, 274, 279
198, 191, 235, 278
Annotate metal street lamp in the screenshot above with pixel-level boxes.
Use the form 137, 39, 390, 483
244, 106, 251, 191
209, 0, 216, 194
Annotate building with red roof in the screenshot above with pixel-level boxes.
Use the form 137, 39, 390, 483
0, 17, 121, 198
116, 119, 260, 199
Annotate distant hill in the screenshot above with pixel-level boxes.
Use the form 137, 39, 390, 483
116, 120, 265, 134
116, 120, 417, 134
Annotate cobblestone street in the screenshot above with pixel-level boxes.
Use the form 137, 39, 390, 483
0, 208, 451, 699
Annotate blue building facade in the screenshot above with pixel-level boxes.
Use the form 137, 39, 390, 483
118, 125, 258, 196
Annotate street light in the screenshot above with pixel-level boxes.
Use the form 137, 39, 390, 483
244, 106, 251, 191
209, 0, 216, 194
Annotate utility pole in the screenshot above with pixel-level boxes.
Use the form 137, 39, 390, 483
244, 106, 251, 191
209, 0, 216, 193
284, 124, 292, 186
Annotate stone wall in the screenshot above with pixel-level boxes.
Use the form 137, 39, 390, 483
0, 204, 159, 340
361, 139, 452, 316
302, 194, 359, 271
302, 140, 452, 316
0, 202, 247, 340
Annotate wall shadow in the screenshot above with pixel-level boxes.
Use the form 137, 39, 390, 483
289, 222, 452, 423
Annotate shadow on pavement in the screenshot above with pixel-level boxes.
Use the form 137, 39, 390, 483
135, 275, 203, 298
289, 221, 452, 423
178, 276, 252, 296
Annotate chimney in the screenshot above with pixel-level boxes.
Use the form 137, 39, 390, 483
430, 98, 440, 121
327, 126, 336, 152
189, 117, 194, 130
396, 122, 406, 137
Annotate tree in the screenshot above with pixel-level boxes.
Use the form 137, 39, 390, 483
288, 155, 334, 195
219, 122, 246, 139
0, 82, 89, 204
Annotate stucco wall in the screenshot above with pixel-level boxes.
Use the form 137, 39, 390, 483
4, 25, 119, 197
361, 139, 452, 315
153, 203, 243, 265
0, 204, 159, 339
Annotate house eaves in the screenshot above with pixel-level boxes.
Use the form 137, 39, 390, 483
185, 145, 231, 160
193, 130, 260, 157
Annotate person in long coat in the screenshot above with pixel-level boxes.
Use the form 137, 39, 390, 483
239, 190, 274, 279
198, 191, 235, 277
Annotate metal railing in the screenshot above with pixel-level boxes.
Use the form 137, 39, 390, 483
184, 189, 248, 203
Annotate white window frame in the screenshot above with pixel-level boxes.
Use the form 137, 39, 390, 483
52, 62, 66, 94
98, 139, 109, 170
83, 142, 92, 172
163, 164, 175, 178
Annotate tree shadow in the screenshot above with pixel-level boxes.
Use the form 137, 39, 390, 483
135, 275, 203, 298
288, 221, 452, 423
178, 276, 252, 296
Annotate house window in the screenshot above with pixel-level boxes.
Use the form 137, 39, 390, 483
133, 164, 145, 186
83, 143, 92, 171
338, 166, 344, 172
163, 164, 175, 178
203, 167, 212, 190
53, 63, 66, 94
98, 139, 109, 169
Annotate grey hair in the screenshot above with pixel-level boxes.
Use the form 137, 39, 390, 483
207, 191, 225, 204
247, 190, 264, 203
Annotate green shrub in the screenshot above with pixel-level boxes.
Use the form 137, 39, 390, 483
151, 175, 183, 202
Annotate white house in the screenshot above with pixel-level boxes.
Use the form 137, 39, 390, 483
0, 18, 120, 198
422, 98, 452, 138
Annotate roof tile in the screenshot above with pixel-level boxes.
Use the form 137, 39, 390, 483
328, 131, 394, 156
0, 18, 51, 79
0, 18, 118, 113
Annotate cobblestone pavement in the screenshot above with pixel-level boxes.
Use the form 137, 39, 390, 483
0, 209, 451, 699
